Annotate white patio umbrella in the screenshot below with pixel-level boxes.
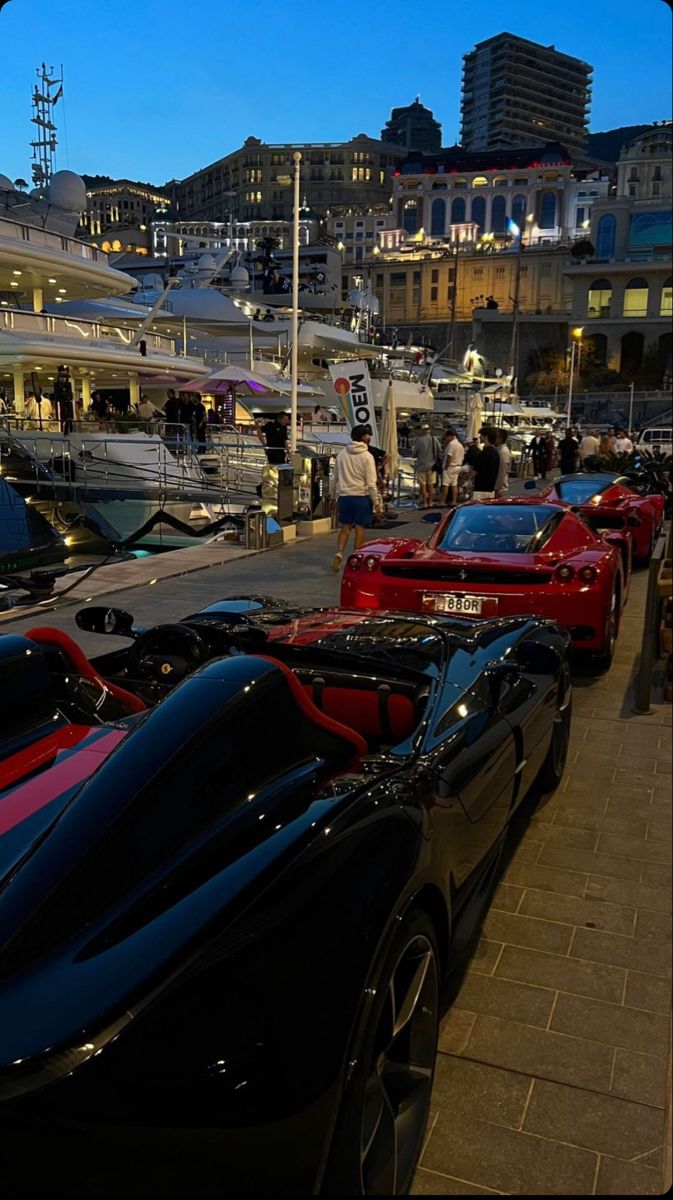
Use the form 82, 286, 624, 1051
381, 379, 399, 481
466, 391, 484, 442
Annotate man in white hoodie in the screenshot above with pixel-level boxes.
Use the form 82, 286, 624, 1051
330, 425, 379, 572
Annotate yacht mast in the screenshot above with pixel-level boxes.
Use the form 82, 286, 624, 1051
30, 62, 63, 188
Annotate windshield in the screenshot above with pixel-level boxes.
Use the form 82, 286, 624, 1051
297, 617, 445, 675
438, 505, 563, 555
555, 475, 622, 503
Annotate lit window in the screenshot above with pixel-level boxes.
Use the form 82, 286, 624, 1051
660, 277, 672, 317
623, 277, 648, 318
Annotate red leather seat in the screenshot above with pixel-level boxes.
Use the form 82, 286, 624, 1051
25, 627, 147, 715
255, 656, 367, 760
301, 682, 417, 742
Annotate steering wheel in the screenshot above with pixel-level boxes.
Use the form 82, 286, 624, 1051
125, 623, 210, 687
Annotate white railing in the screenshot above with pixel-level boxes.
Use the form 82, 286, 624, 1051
0, 215, 107, 263
0, 308, 176, 355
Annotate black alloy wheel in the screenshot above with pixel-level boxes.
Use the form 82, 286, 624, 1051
537, 664, 572, 791
324, 910, 440, 1196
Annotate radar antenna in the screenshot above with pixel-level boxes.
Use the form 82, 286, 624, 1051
30, 62, 64, 188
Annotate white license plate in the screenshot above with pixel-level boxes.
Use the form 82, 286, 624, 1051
430, 593, 487, 615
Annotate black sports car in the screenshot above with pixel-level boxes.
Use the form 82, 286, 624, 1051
0, 598, 572, 1196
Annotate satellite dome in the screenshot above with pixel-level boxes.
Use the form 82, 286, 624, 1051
230, 264, 249, 287
30, 186, 47, 199
141, 273, 165, 292
197, 253, 217, 271
47, 171, 87, 212
0, 174, 15, 193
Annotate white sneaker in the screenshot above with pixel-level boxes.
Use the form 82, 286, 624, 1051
331, 552, 343, 573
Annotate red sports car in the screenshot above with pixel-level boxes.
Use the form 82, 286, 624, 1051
536, 473, 665, 561
340, 499, 631, 666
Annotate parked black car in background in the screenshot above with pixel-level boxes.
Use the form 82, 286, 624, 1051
0, 599, 572, 1195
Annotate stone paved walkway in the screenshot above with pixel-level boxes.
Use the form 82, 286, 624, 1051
5, 507, 672, 1196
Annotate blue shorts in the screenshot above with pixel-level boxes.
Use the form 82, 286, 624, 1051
338, 495, 372, 527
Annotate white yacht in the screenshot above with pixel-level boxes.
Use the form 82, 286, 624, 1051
0, 170, 230, 545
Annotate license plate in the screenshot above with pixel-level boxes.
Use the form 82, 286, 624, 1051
428, 593, 490, 615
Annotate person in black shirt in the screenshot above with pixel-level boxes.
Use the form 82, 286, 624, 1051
473, 428, 500, 498
464, 437, 481, 470
559, 430, 579, 475
257, 412, 290, 464
90, 390, 108, 421
164, 388, 181, 426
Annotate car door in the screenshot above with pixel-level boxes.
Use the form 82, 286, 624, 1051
414, 676, 518, 892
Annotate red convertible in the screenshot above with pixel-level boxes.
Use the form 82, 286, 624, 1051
536, 473, 665, 561
340, 499, 631, 667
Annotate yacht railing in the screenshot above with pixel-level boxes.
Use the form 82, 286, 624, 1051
0, 215, 108, 263
0, 308, 176, 355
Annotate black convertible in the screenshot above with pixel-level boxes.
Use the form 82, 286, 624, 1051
0, 598, 572, 1196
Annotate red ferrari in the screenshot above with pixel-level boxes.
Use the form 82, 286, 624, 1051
340, 499, 631, 666
536, 473, 665, 561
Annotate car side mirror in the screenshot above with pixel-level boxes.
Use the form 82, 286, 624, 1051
515, 641, 560, 675
76, 606, 136, 637
486, 661, 521, 703
523, 479, 537, 490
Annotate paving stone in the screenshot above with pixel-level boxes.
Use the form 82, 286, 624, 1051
530, 824, 599, 850
613, 769, 662, 791
595, 1155, 662, 1194
492, 883, 524, 913
572, 749, 627, 771
597, 832, 672, 865
611, 1047, 670, 1108
466, 939, 504, 976
571, 927, 672, 978
518, 888, 635, 935
647, 818, 672, 842
453, 971, 555, 1028
431, 1055, 531, 1129
624, 970, 672, 1014
586, 876, 671, 915
550, 992, 670, 1055
654, 760, 672, 775
438, 1007, 477, 1054
481, 910, 573, 955
553, 809, 649, 838
502, 861, 589, 897
506, 838, 544, 865
523, 1078, 666, 1158
636, 909, 673, 944
495, 944, 626, 1003
421, 1109, 597, 1196
539, 844, 643, 881
641, 861, 673, 888
463, 1013, 614, 1091
411, 1167, 499, 1195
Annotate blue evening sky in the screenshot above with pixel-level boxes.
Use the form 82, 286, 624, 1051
1, 0, 671, 184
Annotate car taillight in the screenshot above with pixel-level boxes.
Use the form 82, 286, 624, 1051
578, 565, 597, 583
556, 564, 575, 582
364, 555, 379, 571
348, 555, 362, 570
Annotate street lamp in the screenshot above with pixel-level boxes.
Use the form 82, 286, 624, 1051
566, 325, 584, 428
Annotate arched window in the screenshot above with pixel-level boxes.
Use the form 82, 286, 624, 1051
472, 176, 488, 188
587, 278, 612, 318
403, 200, 419, 234
431, 180, 448, 190
452, 178, 467, 189
493, 176, 508, 187
511, 193, 527, 229
596, 214, 616, 258
431, 197, 446, 236
539, 191, 557, 229
491, 194, 507, 234
661, 277, 672, 318
451, 196, 466, 223
471, 195, 486, 232
623, 277, 649, 317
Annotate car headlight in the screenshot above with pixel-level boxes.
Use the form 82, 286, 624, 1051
556, 564, 575, 582
348, 554, 363, 570
578, 565, 597, 583
364, 556, 379, 571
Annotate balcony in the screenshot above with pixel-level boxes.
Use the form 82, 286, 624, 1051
0, 307, 177, 356
0, 216, 107, 263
